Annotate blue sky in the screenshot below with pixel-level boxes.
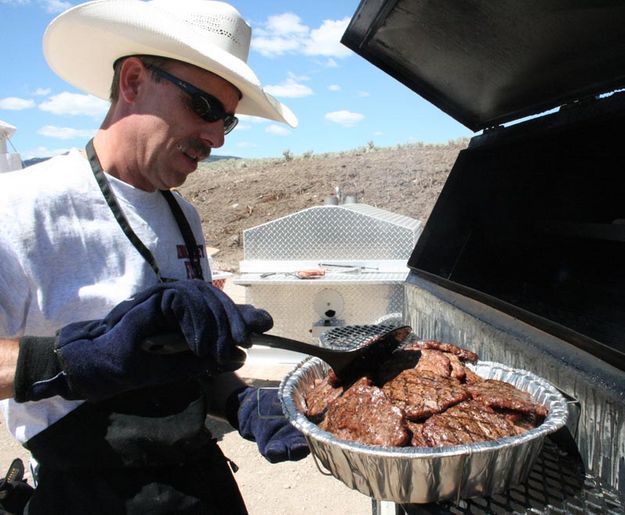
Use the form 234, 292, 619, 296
0, 0, 472, 160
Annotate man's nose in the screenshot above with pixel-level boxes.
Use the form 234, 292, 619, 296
199, 121, 225, 149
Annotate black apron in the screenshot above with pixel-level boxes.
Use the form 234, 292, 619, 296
24, 381, 248, 515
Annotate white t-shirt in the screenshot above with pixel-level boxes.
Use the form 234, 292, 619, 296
0, 149, 210, 443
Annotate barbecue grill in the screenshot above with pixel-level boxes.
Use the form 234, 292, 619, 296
235, 203, 421, 350
301, 1, 625, 512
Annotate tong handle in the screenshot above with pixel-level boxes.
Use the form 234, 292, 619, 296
141, 333, 189, 354
140, 332, 332, 357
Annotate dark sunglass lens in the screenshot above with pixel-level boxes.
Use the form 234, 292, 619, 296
190, 91, 237, 134
191, 95, 220, 122
223, 115, 239, 135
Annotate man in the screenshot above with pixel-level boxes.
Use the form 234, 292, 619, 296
0, 1, 308, 513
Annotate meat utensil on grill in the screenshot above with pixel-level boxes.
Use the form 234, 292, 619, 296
142, 325, 411, 382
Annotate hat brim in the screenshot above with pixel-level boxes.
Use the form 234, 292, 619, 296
43, 0, 297, 127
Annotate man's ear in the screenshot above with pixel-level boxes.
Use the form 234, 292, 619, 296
118, 57, 147, 103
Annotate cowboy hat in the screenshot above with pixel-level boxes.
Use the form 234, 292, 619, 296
43, 0, 297, 127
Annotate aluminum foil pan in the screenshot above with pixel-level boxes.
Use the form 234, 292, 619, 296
279, 358, 568, 504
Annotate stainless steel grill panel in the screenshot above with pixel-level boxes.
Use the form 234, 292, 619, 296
237, 203, 421, 344
244, 282, 404, 343
243, 205, 421, 261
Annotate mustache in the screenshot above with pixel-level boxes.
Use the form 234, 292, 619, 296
177, 140, 211, 161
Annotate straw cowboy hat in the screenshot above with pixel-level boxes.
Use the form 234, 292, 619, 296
43, 0, 297, 127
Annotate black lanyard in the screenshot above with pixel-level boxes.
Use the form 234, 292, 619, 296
86, 139, 204, 282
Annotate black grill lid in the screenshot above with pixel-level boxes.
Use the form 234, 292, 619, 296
342, 0, 625, 131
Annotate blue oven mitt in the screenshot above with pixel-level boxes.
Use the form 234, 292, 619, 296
226, 386, 310, 463
14, 280, 273, 402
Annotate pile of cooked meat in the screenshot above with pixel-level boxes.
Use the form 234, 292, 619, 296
304, 339, 548, 448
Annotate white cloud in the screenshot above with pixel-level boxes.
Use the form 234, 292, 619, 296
253, 13, 307, 57
324, 58, 339, 68
265, 12, 309, 36
0, 97, 36, 110
22, 146, 72, 160
0, 0, 70, 12
33, 88, 51, 96
38, 125, 96, 140
265, 76, 313, 98
357, 91, 371, 97
328, 84, 341, 92
302, 18, 352, 58
324, 110, 365, 127
265, 124, 291, 136
253, 34, 301, 57
39, 92, 109, 117
41, 0, 71, 14
252, 14, 352, 59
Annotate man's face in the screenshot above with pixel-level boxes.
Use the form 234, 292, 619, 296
133, 60, 240, 191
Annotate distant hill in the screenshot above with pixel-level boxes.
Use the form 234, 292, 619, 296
205, 154, 240, 162
22, 157, 50, 167
179, 140, 470, 270
23, 154, 239, 168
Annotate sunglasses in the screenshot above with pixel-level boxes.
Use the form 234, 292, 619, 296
146, 65, 239, 135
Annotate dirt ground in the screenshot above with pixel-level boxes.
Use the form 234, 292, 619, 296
0, 140, 468, 513
179, 139, 468, 270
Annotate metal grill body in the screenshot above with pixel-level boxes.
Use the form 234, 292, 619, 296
402, 275, 625, 508
337, 1, 625, 512
375, 438, 625, 514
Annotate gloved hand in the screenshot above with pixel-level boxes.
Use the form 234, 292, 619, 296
226, 386, 310, 464
14, 280, 273, 402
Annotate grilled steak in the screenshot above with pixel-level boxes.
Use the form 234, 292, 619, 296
403, 339, 479, 363
375, 347, 422, 384
501, 410, 542, 434
320, 377, 409, 446
382, 369, 470, 420
463, 366, 484, 385
467, 379, 548, 418
446, 352, 467, 381
423, 400, 517, 446
306, 336, 549, 448
406, 420, 430, 447
414, 349, 453, 377
305, 376, 344, 421
376, 343, 473, 385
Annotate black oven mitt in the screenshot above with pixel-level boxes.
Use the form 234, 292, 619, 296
14, 279, 273, 402
226, 386, 310, 463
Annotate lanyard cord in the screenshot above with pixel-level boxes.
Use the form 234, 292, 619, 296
85, 139, 204, 282
161, 189, 205, 280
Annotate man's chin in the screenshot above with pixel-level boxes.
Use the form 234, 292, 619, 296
176, 153, 200, 175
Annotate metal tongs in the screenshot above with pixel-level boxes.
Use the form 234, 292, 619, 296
318, 262, 379, 273
143, 325, 411, 382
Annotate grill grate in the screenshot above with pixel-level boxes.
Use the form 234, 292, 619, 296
391, 437, 625, 514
